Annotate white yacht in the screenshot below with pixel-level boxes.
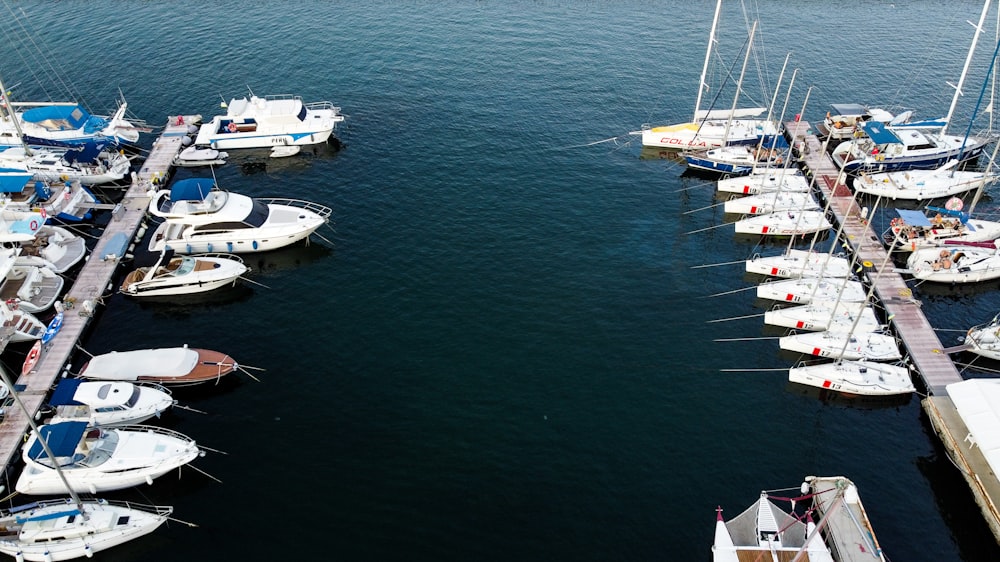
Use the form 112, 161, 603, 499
193, 91, 344, 149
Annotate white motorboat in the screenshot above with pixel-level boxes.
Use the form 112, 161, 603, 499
734, 210, 831, 236
789, 360, 915, 396
814, 103, 899, 141
746, 249, 853, 279
764, 301, 881, 332
47, 379, 176, 427
906, 244, 1000, 283
172, 145, 229, 167
0, 298, 45, 342
780, 330, 901, 361
0, 498, 172, 562
723, 191, 818, 215
193, 91, 344, 149
146, 178, 331, 254
832, 122, 988, 174
757, 277, 867, 304
717, 167, 811, 195
16, 421, 202, 495
853, 160, 992, 200
0, 247, 64, 313
120, 249, 248, 297
80, 345, 239, 386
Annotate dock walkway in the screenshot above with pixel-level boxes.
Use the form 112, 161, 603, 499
0, 116, 195, 473
785, 119, 1000, 544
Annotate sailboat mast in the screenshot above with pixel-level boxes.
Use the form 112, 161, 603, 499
943, 0, 992, 136
0, 74, 33, 157
722, 20, 757, 142
0, 366, 86, 514
693, 0, 724, 121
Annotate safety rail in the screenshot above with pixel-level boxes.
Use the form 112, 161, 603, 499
258, 198, 333, 220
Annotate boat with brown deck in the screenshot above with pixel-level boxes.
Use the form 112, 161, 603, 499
78, 345, 238, 386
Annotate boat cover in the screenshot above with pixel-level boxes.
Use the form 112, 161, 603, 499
0, 173, 32, 193
21, 105, 90, 128
61, 141, 106, 164
947, 379, 1000, 481
85, 347, 199, 379
861, 122, 902, 145
723, 497, 806, 548
26, 421, 88, 460
170, 178, 216, 202
16, 508, 82, 524
895, 209, 932, 227
830, 103, 869, 116
48, 378, 84, 406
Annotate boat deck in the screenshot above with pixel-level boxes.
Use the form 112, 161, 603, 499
786, 119, 1000, 545
0, 116, 197, 471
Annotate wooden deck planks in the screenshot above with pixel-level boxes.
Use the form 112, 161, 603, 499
0, 117, 198, 471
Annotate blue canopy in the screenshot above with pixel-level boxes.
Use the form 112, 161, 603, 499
16, 509, 81, 524
170, 178, 216, 201
26, 421, 88, 460
861, 121, 902, 145
21, 105, 90, 129
896, 209, 932, 227
48, 379, 84, 407
0, 172, 32, 194
61, 141, 106, 165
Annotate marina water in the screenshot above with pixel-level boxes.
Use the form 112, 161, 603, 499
4, 1, 1000, 560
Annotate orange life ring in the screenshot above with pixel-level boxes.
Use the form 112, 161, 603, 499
29, 220, 38, 231
227, 122, 238, 133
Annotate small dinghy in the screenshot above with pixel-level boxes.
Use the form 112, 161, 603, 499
270, 145, 301, 158
120, 249, 248, 297
21, 340, 41, 376
789, 360, 915, 396
173, 145, 228, 167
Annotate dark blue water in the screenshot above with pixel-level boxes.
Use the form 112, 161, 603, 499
3, 1, 1000, 560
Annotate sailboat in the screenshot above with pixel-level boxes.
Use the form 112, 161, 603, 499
779, 330, 901, 361
723, 191, 818, 215
757, 277, 867, 304
632, 0, 778, 150
764, 300, 880, 332
964, 312, 1000, 360
0, 366, 173, 561
717, 167, 811, 194
1, 98, 142, 150
0, 75, 131, 186
746, 249, 852, 279
906, 244, 1000, 283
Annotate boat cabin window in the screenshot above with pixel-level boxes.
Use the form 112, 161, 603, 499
126, 386, 142, 407
297, 105, 307, 121
245, 200, 269, 227
174, 257, 196, 276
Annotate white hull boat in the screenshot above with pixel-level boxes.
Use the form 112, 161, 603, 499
0, 248, 64, 314
0, 299, 45, 342
16, 224, 87, 274
734, 210, 831, 236
764, 301, 881, 332
685, 145, 788, 176
636, 117, 778, 149
789, 360, 914, 396
1, 176, 101, 223
814, 103, 898, 141
80, 345, 239, 386
172, 145, 228, 167
16, 421, 202, 495
717, 168, 811, 195
193, 92, 343, 149
780, 330, 901, 361
146, 178, 331, 254
906, 245, 1000, 283
757, 277, 867, 304
47, 379, 175, 427
887, 208, 1000, 252
724, 191, 818, 215
746, 249, 853, 279
1, 99, 141, 149
854, 162, 991, 200
0, 145, 130, 185
964, 316, 1000, 360
121, 250, 247, 297
831, 122, 988, 174
270, 145, 301, 158
0, 498, 171, 562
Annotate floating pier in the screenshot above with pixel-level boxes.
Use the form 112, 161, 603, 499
786, 119, 1000, 544
0, 116, 197, 472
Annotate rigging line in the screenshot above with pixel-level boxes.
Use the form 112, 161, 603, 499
682, 199, 728, 214
713, 336, 781, 342
703, 284, 758, 298
706, 312, 765, 323
690, 259, 744, 269
558, 135, 627, 150
685, 222, 732, 235
184, 463, 222, 484
719, 367, 787, 372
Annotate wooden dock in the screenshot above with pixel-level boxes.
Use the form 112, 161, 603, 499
786, 119, 1000, 544
0, 116, 196, 474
